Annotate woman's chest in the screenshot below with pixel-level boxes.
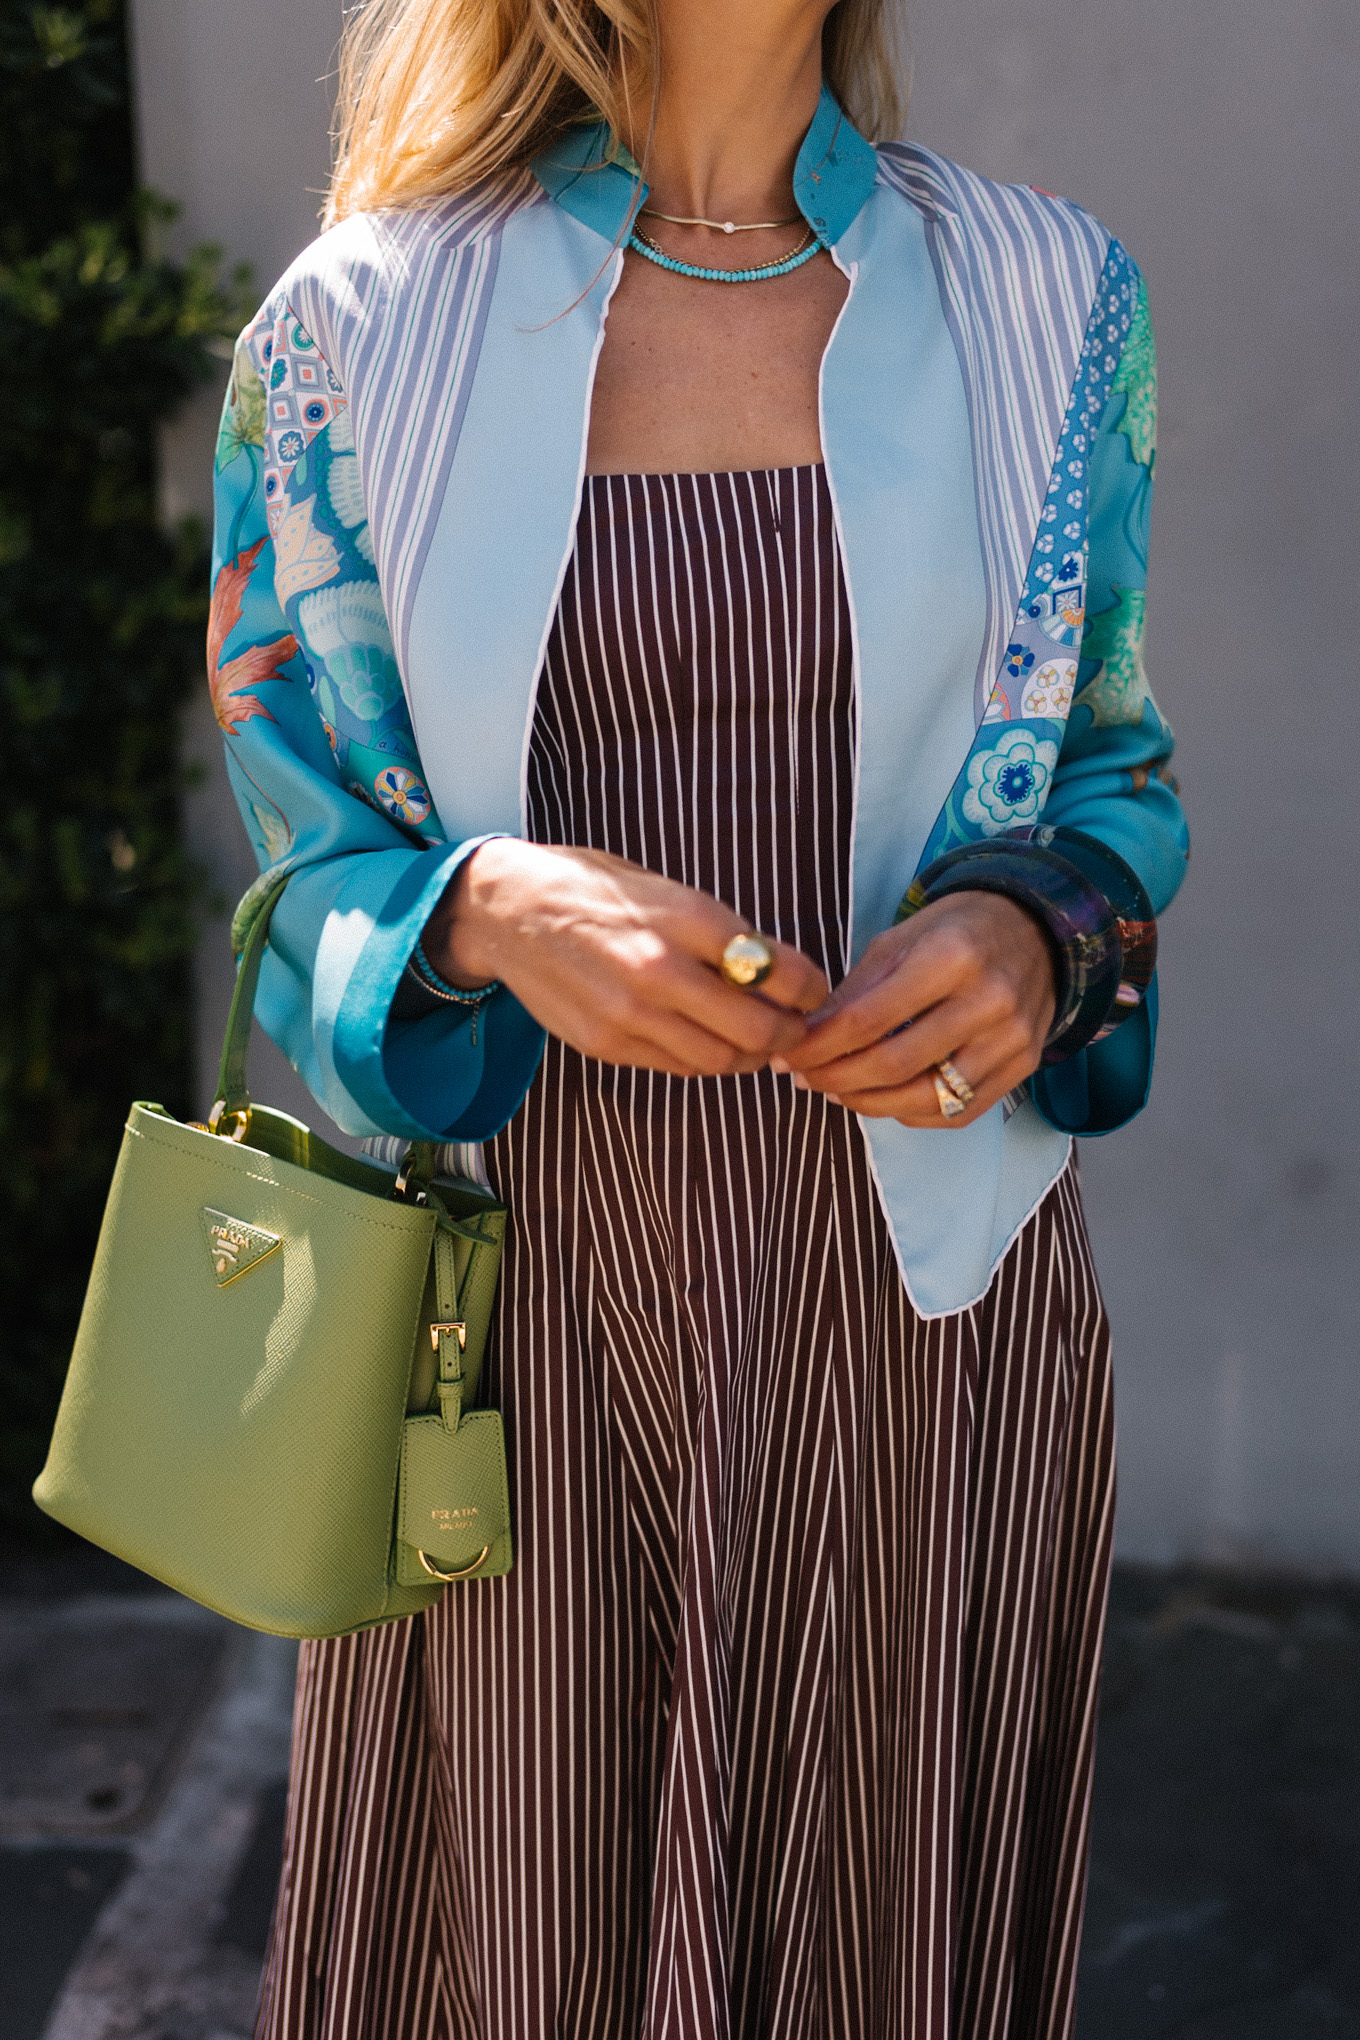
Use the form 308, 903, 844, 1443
584, 247, 848, 479
524, 465, 856, 954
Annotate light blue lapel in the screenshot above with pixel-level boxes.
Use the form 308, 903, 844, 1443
819, 184, 984, 960
815, 182, 1071, 1314
401, 199, 619, 841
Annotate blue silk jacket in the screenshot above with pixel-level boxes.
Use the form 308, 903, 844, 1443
209, 88, 1187, 1315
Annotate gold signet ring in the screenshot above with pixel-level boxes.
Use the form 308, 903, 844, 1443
936, 1057, 975, 1105
933, 1071, 968, 1120
720, 932, 775, 988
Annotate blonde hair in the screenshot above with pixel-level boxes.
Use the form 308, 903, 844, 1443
326, 0, 908, 225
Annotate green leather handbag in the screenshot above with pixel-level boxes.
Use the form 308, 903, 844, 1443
33, 873, 513, 1637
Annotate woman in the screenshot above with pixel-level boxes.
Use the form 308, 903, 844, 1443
210, 0, 1186, 2031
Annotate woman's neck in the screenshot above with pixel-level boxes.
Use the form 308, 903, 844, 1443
630, 0, 831, 225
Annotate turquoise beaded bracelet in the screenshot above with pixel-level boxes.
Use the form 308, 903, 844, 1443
406, 938, 501, 1045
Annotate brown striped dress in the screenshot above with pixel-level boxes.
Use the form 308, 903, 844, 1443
256, 467, 1115, 2040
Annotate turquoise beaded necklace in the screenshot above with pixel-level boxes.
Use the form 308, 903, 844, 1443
627, 212, 824, 284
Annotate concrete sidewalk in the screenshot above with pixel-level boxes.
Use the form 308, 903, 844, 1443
1080, 1568, 1360, 2036
0, 1545, 294, 2040
3, 1548, 1357, 2040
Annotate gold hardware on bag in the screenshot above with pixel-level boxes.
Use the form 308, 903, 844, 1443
208, 1101, 250, 1143
418, 1544, 490, 1581
430, 1320, 467, 1352
393, 1151, 429, 1203
200, 1209, 282, 1286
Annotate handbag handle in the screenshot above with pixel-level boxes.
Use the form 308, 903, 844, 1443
209, 871, 291, 1136
207, 873, 439, 1202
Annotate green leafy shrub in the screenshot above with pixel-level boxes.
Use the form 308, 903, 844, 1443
0, 0, 246, 1529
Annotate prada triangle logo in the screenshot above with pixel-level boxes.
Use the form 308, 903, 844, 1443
201, 1208, 281, 1287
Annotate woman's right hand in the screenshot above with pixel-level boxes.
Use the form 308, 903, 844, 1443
421, 839, 828, 1078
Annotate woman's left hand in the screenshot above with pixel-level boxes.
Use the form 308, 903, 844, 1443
772, 892, 1057, 1127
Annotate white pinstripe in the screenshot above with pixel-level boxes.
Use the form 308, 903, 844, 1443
874, 148, 1108, 720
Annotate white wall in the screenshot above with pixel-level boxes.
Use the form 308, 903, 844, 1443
131, 1, 1360, 1571
905, 0, 1360, 1574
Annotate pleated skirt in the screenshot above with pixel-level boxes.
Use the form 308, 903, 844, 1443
255, 467, 1115, 2040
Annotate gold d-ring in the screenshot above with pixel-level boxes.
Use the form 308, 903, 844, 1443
720, 932, 775, 988
208, 1100, 250, 1143
418, 1544, 490, 1582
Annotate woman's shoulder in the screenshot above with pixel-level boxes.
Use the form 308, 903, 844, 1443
255, 171, 542, 377
875, 139, 1127, 281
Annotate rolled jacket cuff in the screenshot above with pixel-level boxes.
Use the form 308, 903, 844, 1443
331, 834, 545, 1139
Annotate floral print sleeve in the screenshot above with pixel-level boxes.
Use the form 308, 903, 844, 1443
913, 251, 1187, 925
208, 305, 545, 1140
903, 252, 1187, 1136
1027, 267, 1187, 1134
1040, 270, 1189, 914
212, 308, 440, 854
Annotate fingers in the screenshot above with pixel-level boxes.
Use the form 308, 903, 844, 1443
604, 1028, 769, 1080
500, 860, 1055, 1109
778, 922, 963, 1072
577, 925, 817, 1061
658, 902, 828, 1050
668, 901, 829, 1021
777, 895, 1056, 1114
792, 981, 1032, 1100
780, 892, 1057, 1080
557, 958, 786, 1077
827, 1024, 1035, 1127
672, 958, 825, 1056
466, 840, 833, 1074
742, 938, 829, 1015
606, 1001, 775, 1079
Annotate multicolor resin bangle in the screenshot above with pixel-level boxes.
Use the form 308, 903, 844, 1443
896, 827, 1157, 1065
1004, 825, 1157, 1045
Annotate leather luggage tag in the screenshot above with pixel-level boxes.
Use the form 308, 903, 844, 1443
396, 1218, 513, 1589
396, 1411, 513, 1586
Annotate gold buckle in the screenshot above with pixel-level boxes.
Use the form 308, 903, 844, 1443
418, 1543, 489, 1582
208, 1101, 250, 1143
429, 1320, 467, 1352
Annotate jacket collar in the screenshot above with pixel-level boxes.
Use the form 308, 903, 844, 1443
529, 83, 879, 248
